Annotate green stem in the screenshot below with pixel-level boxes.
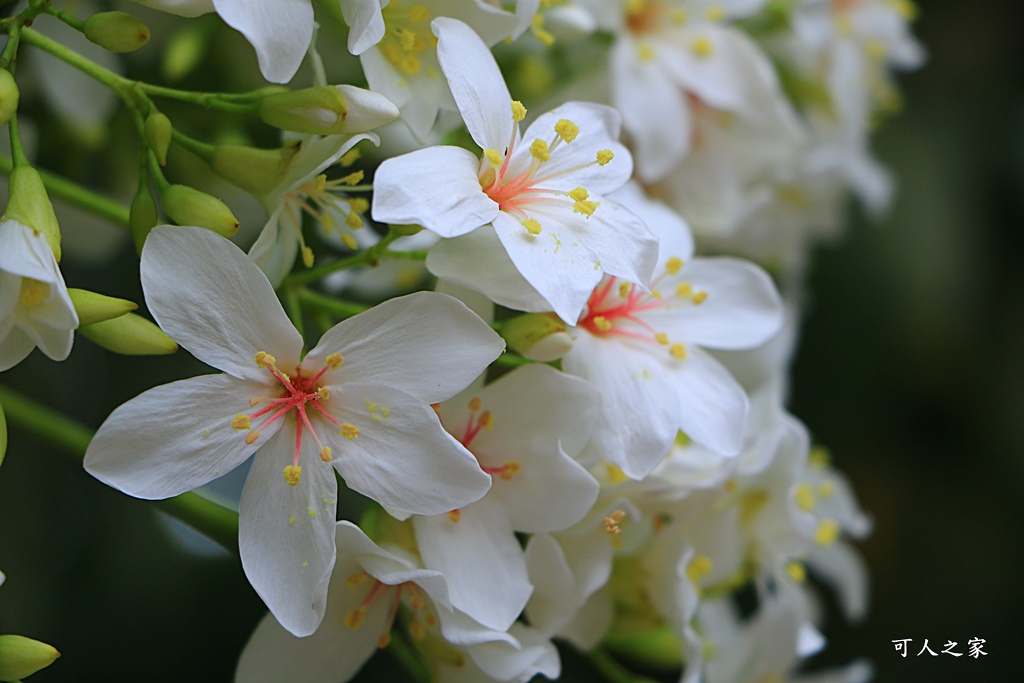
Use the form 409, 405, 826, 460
170, 128, 217, 162
590, 647, 660, 683
296, 288, 369, 319
40, 3, 86, 32
385, 631, 430, 683
0, 385, 239, 552
138, 82, 260, 115
381, 249, 428, 261
284, 286, 305, 339
492, 353, 530, 369
285, 229, 402, 286
6, 113, 29, 168
20, 27, 130, 95
0, 154, 131, 228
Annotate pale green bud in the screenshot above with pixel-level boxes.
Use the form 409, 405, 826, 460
5, 167, 62, 261
84, 11, 150, 53
144, 113, 172, 166
502, 313, 574, 362
160, 185, 239, 237
0, 69, 19, 128
259, 85, 398, 136
130, 182, 159, 253
390, 224, 423, 237
0, 634, 61, 680
211, 140, 301, 197
79, 313, 178, 356
68, 289, 138, 326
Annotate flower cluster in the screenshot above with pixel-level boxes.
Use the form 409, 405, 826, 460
0, 0, 921, 680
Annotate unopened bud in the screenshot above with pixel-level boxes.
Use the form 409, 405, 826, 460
68, 289, 138, 326
390, 224, 422, 237
259, 85, 398, 136
211, 140, 301, 197
5, 167, 62, 261
160, 185, 239, 237
84, 11, 151, 53
502, 313, 574, 362
0, 69, 19, 127
130, 182, 159, 253
0, 634, 61, 680
79, 313, 178, 356
144, 112, 172, 166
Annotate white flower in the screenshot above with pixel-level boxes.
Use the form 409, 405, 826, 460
0, 219, 78, 372
84, 225, 503, 636
373, 18, 658, 324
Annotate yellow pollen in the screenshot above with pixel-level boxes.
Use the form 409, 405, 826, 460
318, 387, 331, 400
818, 481, 836, 498
19, 278, 49, 306
346, 213, 364, 231
342, 233, 359, 250
704, 5, 725, 21
604, 509, 626, 535
637, 42, 655, 62
651, 289, 662, 299
626, 0, 645, 13
245, 431, 261, 445
739, 490, 769, 525
397, 28, 416, 52
690, 35, 714, 58
574, 199, 598, 217
340, 171, 363, 187
326, 353, 344, 369
409, 4, 430, 21
283, 465, 302, 487
500, 461, 521, 480
531, 14, 555, 46
555, 119, 579, 143
319, 447, 333, 463
249, 397, 261, 407
671, 8, 688, 24
308, 507, 317, 518
511, 100, 527, 121
670, 343, 687, 360
340, 148, 361, 167
522, 218, 542, 236
692, 290, 708, 305
890, 0, 917, 20
785, 561, 807, 583
424, 613, 437, 628
468, 397, 482, 411
686, 554, 713, 583
724, 478, 737, 492
618, 281, 631, 298
345, 571, 370, 589
483, 148, 503, 167
345, 607, 367, 629
809, 446, 831, 469
448, 510, 461, 523
401, 55, 422, 74
254, 351, 277, 369
675, 282, 693, 298
665, 257, 684, 274
605, 463, 628, 484
655, 332, 670, 346
795, 483, 816, 512
815, 519, 840, 546
593, 316, 613, 332
478, 410, 494, 430
596, 149, 614, 166
530, 138, 551, 162
340, 423, 360, 440
377, 632, 392, 649
865, 39, 888, 61
349, 198, 370, 213
302, 246, 315, 268
231, 414, 252, 431
568, 187, 589, 201
409, 621, 426, 640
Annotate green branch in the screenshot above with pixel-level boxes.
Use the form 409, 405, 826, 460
285, 229, 403, 285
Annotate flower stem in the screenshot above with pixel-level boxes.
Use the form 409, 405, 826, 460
589, 647, 661, 683
0, 385, 239, 552
296, 288, 369, 319
381, 249, 428, 261
284, 228, 403, 285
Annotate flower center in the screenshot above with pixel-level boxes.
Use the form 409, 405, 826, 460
344, 573, 438, 646
19, 277, 50, 306
380, 2, 437, 76
231, 352, 359, 486
283, 166, 371, 263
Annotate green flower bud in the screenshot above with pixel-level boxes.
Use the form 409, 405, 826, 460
0, 401, 7, 471
259, 87, 349, 135
130, 181, 159, 253
144, 113, 172, 166
501, 313, 573, 362
160, 185, 239, 237
84, 11, 151, 53
0, 69, 19, 128
0, 634, 61, 680
79, 313, 178, 356
211, 140, 301, 197
603, 624, 683, 670
5, 167, 62, 261
68, 289, 138, 326
390, 224, 422, 237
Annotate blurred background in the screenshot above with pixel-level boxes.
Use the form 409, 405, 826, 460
1, 0, 1023, 681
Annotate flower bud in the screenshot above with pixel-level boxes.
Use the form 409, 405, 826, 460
259, 85, 398, 135
160, 185, 239, 237
0, 634, 61, 680
68, 289, 138, 326
211, 140, 302, 197
130, 183, 159, 253
502, 313, 574, 362
84, 11, 151, 53
144, 112, 172, 166
0, 69, 20, 128
603, 624, 683, 669
79, 313, 178, 356
5, 167, 62, 261
390, 224, 422, 237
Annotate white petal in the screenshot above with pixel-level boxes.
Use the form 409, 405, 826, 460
213, 0, 313, 83
467, 622, 559, 682
673, 348, 749, 456
610, 182, 695, 263
0, 220, 54, 281
248, 208, 299, 289
660, 26, 757, 111
305, 291, 504, 404
808, 541, 868, 623
572, 198, 659, 288
414, 497, 532, 631
371, 146, 499, 238
433, 17, 513, 151
524, 533, 581, 636
341, 0, 385, 55
336, 87, 400, 133
239, 423, 338, 636
327, 383, 491, 516
85, 374, 270, 499
0, 327, 35, 372
142, 226, 303, 382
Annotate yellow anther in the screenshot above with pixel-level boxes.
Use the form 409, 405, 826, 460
345, 211, 363, 230
593, 316, 613, 331
815, 519, 840, 545
345, 607, 367, 629
603, 509, 626, 535
325, 353, 344, 370
554, 118, 579, 143
636, 42, 655, 62
249, 397, 262, 407
724, 478, 737, 492
397, 28, 417, 52
424, 613, 437, 628
447, 509, 461, 523
245, 431, 261, 445
530, 138, 551, 162
818, 481, 836, 498
605, 463, 628, 484
692, 290, 708, 305
573, 199, 598, 217
670, 343, 687, 360
484, 148, 503, 167
568, 187, 589, 201
511, 100, 527, 121
704, 5, 725, 22
377, 632, 392, 649
340, 148, 361, 167
522, 218, 542, 236
308, 507, 317, 518
655, 332, 670, 346
340, 423, 360, 440
665, 256, 684, 275
809, 446, 831, 469
319, 447, 333, 463
795, 483, 816, 512
345, 571, 370, 589
232, 414, 252, 431
409, 621, 426, 640
342, 233, 359, 250
400, 56, 421, 74
596, 149, 614, 166
835, 14, 853, 35
19, 278, 49, 306
690, 35, 714, 58
626, 0, 645, 13
675, 282, 693, 298
322, 211, 336, 235
531, 14, 555, 46
889, 0, 918, 20
785, 561, 806, 583
619, 281, 632, 298
342, 170, 365, 186
478, 410, 494, 430
283, 465, 302, 487
651, 289, 663, 299
686, 554, 713, 583
671, 8, 688, 24
865, 39, 888, 61
254, 351, 277, 369
350, 198, 370, 214
409, 4, 430, 21
468, 397, 482, 411
500, 461, 521, 480
302, 246, 315, 268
